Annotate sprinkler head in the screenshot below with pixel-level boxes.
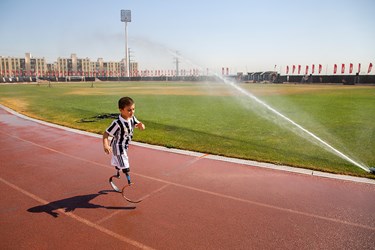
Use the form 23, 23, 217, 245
369, 168, 375, 174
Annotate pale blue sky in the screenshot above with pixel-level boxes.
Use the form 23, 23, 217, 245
1, 0, 374, 74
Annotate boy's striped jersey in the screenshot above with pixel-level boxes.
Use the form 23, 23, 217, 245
106, 115, 140, 155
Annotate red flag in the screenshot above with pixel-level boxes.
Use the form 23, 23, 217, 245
319, 64, 322, 74
312, 64, 315, 74
292, 65, 296, 74
368, 63, 373, 74
298, 65, 301, 74
305, 65, 309, 75
358, 63, 361, 73
286, 66, 289, 74
334, 64, 337, 74
349, 63, 353, 74
341, 64, 345, 74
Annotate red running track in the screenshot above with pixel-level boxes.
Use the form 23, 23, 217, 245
0, 106, 374, 249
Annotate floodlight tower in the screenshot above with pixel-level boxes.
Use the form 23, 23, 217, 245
121, 10, 131, 77
174, 51, 180, 77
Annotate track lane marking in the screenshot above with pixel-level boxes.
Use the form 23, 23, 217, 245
3, 131, 375, 232
0, 177, 154, 250
163, 153, 209, 176
95, 210, 124, 225
136, 183, 170, 202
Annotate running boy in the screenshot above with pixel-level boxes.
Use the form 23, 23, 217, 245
103, 97, 145, 185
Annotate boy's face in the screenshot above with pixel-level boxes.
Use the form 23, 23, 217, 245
120, 104, 135, 120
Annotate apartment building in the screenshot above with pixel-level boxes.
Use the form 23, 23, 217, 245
0, 53, 138, 78
0, 53, 46, 77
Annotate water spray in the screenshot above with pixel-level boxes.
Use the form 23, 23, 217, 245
219, 77, 372, 173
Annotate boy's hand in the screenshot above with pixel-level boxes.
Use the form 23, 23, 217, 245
136, 122, 145, 130
104, 145, 112, 154
103, 131, 112, 154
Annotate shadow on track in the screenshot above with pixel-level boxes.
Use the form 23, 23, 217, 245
27, 190, 135, 218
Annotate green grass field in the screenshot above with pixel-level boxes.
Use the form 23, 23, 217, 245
1, 81, 374, 178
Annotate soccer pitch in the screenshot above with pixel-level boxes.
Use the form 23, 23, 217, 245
1, 81, 374, 178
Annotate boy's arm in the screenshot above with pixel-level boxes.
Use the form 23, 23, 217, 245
103, 131, 112, 154
135, 122, 145, 130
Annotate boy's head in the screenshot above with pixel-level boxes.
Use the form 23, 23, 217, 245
118, 97, 135, 120
118, 97, 134, 109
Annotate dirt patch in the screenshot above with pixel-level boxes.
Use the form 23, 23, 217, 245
1, 98, 29, 110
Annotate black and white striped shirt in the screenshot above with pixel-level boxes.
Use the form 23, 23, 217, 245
106, 115, 140, 155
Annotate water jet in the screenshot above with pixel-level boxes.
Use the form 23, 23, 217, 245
218, 75, 371, 173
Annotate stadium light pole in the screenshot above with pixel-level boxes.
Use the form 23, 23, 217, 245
174, 51, 180, 77
121, 10, 131, 77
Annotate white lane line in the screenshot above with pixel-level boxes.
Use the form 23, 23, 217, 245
0, 177, 154, 250
3, 131, 375, 232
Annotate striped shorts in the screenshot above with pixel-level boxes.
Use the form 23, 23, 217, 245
111, 152, 130, 170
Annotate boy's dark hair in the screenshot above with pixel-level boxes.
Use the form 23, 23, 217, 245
118, 97, 134, 109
